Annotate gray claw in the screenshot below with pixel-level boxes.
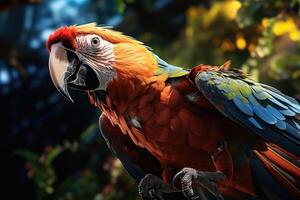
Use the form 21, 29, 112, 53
149, 189, 163, 200
139, 174, 178, 200
172, 168, 226, 200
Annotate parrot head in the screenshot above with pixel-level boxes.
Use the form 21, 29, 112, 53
47, 23, 157, 102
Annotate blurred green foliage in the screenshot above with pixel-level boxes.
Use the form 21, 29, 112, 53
150, 0, 300, 95
17, 0, 300, 199
17, 123, 137, 200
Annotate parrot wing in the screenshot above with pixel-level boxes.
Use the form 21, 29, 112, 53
99, 113, 162, 181
193, 67, 300, 156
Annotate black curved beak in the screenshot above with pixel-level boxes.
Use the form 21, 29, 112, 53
48, 43, 100, 102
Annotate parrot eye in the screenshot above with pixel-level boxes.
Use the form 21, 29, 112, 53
91, 37, 100, 48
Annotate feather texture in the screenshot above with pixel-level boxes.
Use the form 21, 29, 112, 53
195, 69, 300, 156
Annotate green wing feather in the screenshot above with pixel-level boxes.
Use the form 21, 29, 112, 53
153, 54, 189, 78
195, 69, 300, 156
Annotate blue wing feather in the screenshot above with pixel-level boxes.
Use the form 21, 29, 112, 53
233, 98, 253, 116
252, 104, 277, 125
248, 117, 264, 130
266, 105, 286, 121
194, 69, 300, 156
275, 120, 287, 130
280, 109, 295, 116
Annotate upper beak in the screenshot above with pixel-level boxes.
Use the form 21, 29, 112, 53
49, 43, 102, 102
49, 43, 79, 102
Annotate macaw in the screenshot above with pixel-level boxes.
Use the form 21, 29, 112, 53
46, 23, 300, 200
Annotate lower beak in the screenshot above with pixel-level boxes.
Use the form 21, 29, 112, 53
49, 43, 100, 102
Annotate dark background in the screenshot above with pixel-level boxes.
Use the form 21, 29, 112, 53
1, 0, 300, 199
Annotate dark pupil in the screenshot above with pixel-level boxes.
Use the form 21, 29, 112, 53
93, 39, 98, 45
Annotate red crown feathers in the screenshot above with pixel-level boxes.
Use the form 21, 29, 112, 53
46, 26, 77, 51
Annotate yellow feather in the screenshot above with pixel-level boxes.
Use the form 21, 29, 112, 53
113, 43, 156, 78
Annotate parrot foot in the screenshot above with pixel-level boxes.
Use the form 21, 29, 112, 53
139, 174, 179, 200
172, 168, 226, 200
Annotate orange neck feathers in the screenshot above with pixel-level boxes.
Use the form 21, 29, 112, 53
113, 43, 157, 79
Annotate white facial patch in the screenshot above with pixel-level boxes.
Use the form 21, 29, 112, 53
75, 34, 115, 91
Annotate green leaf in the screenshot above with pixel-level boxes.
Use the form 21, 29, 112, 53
45, 146, 62, 166
114, 0, 126, 14
236, 0, 264, 28
80, 123, 98, 143
15, 149, 39, 163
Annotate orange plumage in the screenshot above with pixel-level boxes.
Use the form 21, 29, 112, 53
90, 71, 260, 197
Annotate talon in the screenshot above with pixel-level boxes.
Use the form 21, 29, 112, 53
138, 174, 179, 200
149, 189, 155, 198
172, 170, 185, 186
149, 189, 163, 200
172, 168, 226, 200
